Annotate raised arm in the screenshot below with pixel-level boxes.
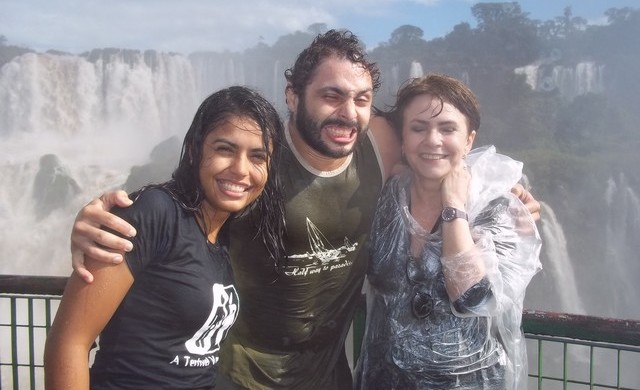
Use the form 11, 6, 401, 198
71, 190, 136, 283
368, 114, 402, 182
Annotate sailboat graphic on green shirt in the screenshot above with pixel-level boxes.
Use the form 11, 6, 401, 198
288, 218, 357, 265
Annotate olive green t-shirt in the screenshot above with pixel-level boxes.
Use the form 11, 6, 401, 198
221, 131, 384, 390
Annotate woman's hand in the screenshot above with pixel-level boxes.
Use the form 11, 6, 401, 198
441, 160, 471, 209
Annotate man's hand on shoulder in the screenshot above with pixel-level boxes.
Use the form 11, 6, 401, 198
511, 184, 541, 221
71, 190, 136, 283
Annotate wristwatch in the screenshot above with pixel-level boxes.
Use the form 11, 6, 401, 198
441, 206, 468, 222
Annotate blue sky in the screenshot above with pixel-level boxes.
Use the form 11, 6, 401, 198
351, 0, 637, 49
1, 0, 637, 55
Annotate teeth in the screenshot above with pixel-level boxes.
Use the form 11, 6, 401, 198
326, 126, 353, 137
420, 153, 445, 160
219, 180, 247, 193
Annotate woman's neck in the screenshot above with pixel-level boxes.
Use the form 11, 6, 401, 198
408, 177, 442, 256
197, 205, 230, 243
410, 174, 441, 213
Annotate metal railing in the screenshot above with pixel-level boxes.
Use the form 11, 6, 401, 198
523, 311, 640, 389
0, 275, 66, 390
2, 275, 640, 390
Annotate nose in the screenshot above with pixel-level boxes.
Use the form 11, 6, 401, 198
229, 154, 249, 177
423, 129, 441, 146
338, 99, 357, 122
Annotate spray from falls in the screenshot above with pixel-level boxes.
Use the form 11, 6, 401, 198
0, 50, 200, 276
603, 174, 640, 319
534, 202, 586, 314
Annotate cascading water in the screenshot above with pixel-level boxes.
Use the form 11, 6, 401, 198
532, 202, 586, 314
526, 178, 640, 321
528, 188, 640, 390
409, 60, 423, 78
0, 50, 200, 276
603, 174, 640, 319
514, 61, 605, 99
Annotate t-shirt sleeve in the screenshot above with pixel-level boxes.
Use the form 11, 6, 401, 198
110, 188, 177, 277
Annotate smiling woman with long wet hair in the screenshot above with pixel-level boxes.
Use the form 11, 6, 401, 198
44, 86, 286, 390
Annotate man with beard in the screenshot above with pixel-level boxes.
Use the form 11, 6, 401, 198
69, 30, 540, 390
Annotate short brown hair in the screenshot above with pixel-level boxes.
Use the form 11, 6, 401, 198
384, 73, 480, 138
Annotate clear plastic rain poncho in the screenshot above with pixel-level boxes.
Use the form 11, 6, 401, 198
355, 146, 542, 390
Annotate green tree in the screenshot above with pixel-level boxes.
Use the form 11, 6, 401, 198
388, 25, 424, 46
471, 2, 540, 67
539, 7, 587, 40
425, 22, 476, 72
605, 7, 637, 23
369, 24, 430, 105
270, 30, 314, 64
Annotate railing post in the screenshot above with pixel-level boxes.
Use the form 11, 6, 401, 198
10, 297, 19, 390
29, 298, 36, 389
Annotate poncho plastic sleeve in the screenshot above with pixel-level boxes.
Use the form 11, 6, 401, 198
440, 145, 542, 388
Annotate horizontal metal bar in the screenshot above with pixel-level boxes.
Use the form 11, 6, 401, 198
523, 309, 640, 346
0, 275, 67, 295
526, 333, 640, 353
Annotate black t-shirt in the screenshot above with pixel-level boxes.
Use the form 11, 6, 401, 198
90, 188, 239, 390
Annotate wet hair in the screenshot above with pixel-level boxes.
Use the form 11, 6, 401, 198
378, 73, 480, 139
284, 29, 381, 97
142, 86, 287, 263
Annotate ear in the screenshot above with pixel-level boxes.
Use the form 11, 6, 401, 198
285, 83, 298, 114
465, 130, 476, 154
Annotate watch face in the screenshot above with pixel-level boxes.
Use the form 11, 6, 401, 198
442, 207, 467, 221
442, 207, 456, 221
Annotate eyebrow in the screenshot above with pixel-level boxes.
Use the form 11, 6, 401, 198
211, 138, 267, 153
319, 86, 373, 97
409, 118, 458, 127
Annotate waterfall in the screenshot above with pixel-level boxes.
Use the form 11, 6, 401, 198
535, 202, 586, 314
189, 52, 238, 99
514, 61, 604, 99
530, 178, 640, 320
603, 174, 640, 319
0, 50, 200, 276
409, 61, 423, 78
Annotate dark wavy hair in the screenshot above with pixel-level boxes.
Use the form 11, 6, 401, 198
141, 86, 286, 263
284, 29, 381, 97
376, 73, 481, 139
